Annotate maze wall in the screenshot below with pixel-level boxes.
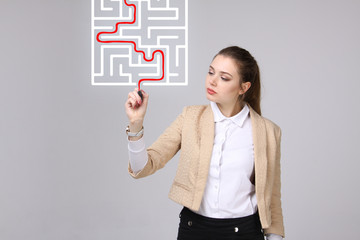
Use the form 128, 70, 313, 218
91, 0, 188, 87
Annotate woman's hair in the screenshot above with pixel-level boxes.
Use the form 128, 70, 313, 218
215, 46, 262, 116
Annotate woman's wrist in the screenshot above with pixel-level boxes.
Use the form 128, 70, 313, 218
127, 127, 144, 141
129, 121, 143, 132
127, 123, 144, 141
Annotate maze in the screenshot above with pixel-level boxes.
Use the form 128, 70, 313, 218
91, 0, 188, 88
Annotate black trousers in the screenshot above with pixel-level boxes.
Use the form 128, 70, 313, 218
177, 207, 264, 240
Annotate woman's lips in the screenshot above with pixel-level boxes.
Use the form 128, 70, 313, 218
207, 88, 216, 95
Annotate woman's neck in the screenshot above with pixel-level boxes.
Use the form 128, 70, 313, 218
217, 101, 244, 118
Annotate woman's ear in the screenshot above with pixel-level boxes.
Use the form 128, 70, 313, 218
239, 82, 251, 95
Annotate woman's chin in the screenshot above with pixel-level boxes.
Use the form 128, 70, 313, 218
206, 92, 216, 101
205, 95, 213, 102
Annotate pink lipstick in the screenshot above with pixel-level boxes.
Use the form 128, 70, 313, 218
207, 88, 216, 95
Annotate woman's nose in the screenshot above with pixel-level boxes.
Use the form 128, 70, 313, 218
209, 76, 217, 86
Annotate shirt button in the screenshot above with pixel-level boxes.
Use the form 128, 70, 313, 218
187, 221, 192, 226
234, 227, 239, 232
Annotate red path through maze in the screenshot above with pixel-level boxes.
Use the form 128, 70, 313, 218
96, 0, 165, 90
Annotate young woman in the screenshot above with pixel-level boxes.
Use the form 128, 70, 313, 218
125, 46, 284, 240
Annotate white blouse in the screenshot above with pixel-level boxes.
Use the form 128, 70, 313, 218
196, 101, 257, 218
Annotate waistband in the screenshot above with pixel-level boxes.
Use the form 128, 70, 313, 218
180, 207, 260, 225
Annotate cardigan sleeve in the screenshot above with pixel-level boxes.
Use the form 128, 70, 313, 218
128, 106, 187, 178
264, 127, 285, 237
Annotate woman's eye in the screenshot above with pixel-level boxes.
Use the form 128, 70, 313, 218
221, 77, 229, 81
208, 71, 214, 75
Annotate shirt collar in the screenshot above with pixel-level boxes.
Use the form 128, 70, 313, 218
210, 101, 249, 128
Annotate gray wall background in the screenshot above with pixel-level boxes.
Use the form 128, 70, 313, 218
1, 0, 359, 239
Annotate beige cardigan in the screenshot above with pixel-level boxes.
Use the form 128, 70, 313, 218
128, 103, 285, 237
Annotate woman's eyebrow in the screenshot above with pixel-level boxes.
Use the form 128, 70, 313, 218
209, 65, 233, 77
221, 71, 233, 77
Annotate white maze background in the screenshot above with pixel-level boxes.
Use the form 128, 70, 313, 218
91, 0, 188, 86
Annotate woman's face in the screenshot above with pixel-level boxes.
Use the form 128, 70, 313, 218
205, 55, 244, 107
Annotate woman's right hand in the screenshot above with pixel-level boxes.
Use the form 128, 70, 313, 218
125, 88, 149, 132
